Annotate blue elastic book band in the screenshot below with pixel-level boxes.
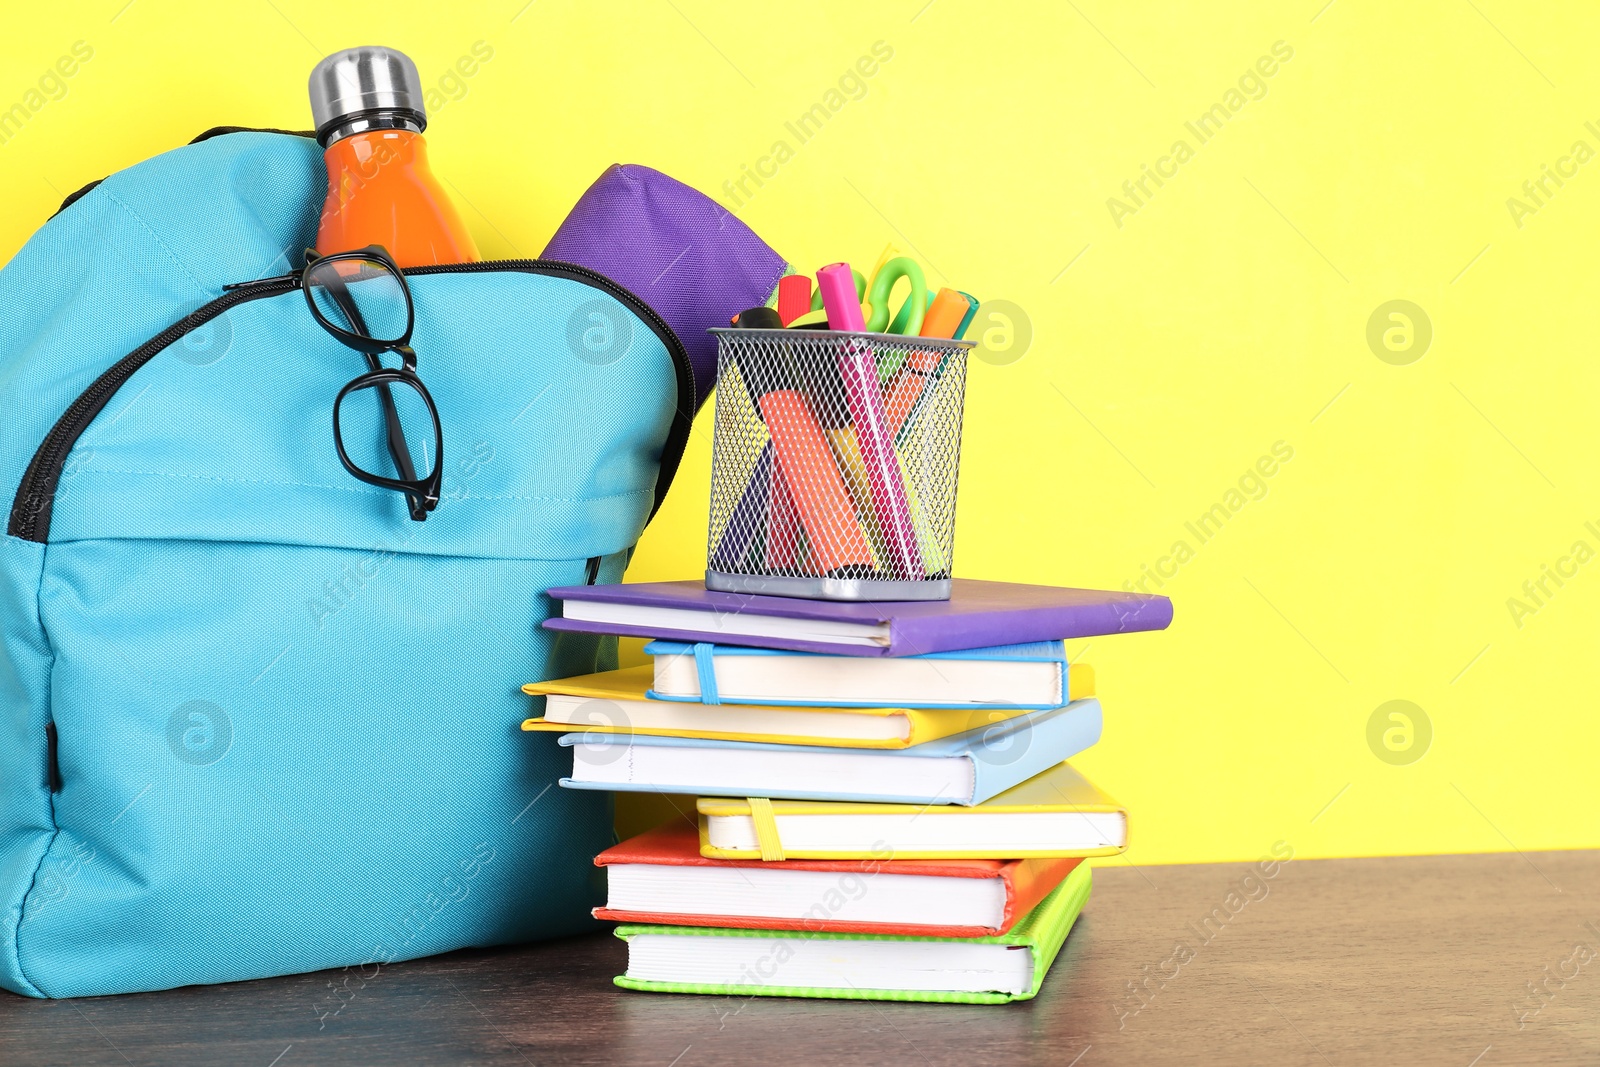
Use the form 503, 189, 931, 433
643, 639, 1070, 710
692, 642, 721, 705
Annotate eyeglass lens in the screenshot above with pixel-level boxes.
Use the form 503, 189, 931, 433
307, 257, 411, 344
336, 376, 439, 484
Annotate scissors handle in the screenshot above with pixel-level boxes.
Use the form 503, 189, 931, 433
866, 257, 927, 334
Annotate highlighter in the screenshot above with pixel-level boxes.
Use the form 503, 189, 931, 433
892, 287, 969, 573
816, 263, 924, 581
732, 306, 783, 329
775, 275, 813, 327
764, 458, 804, 571
796, 268, 870, 328
786, 309, 828, 328
810, 267, 867, 312
954, 292, 980, 340
883, 287, 967, 437
894, 291, 981, 447
727, 304, 874, 577
800, 357, 887, 571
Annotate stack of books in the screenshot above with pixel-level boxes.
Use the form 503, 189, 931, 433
524, 578, 1172, 1003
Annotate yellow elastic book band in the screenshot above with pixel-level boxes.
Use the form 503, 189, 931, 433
747, 798, 785, 862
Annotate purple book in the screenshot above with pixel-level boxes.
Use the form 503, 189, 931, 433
541, 579, 1173, 657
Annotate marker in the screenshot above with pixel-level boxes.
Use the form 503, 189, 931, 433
809, 267, 866, 312
788, 305, 889, 330
732, 305, 783, 329
885, 286, 969, 573
954, 291, 980, 340
883, 287, 966, 436
817, 263, 924, 581
922, 288, 970, 339
764, 459, 804, 570
723, 303, 873, 577
803, 358, 886, 571
894, 291, 981, 447
775, 274, 812, 326
716, 302, 827, 564
817, 263, 868, 330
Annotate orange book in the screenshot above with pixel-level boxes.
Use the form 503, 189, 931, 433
593, 822, 1082, 938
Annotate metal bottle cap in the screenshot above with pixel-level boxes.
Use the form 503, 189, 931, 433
308, 46, 427, 145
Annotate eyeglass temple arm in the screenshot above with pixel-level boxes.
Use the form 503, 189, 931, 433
321, 272, 423, 495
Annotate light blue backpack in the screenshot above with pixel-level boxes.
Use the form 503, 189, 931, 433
0, 129, 697, 997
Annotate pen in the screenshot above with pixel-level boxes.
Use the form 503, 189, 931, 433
816, 263, 924, 581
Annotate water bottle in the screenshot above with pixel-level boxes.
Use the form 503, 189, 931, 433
309, 46, 480, 266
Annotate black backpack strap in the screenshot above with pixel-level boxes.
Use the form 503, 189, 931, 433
50, 179, 104, 219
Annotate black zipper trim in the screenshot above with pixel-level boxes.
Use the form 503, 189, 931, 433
8, 280, 295, 541
188, 126, 315, 145
45, 721, 61, 792
48, 178, 105, 220
8, 260, 695, 542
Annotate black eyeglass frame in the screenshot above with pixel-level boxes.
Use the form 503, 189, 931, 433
302, 246, 443, 522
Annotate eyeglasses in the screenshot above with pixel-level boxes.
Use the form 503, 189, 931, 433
302, 246, 443, 522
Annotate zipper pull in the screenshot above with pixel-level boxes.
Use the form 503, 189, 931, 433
222, 271, 300, 292
45, 721, 61, 792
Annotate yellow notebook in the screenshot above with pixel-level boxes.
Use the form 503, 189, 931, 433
522, 665, 1093, 750
695, 762, 1128, 860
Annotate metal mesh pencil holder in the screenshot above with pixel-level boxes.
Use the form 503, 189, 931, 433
705, 327, 972, 601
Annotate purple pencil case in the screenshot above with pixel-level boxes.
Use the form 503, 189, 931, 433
543, 164, 788, 410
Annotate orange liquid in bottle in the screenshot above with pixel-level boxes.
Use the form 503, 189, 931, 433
316, 128, 480, 267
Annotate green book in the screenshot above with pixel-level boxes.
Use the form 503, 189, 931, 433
613, 862, 1091, 1004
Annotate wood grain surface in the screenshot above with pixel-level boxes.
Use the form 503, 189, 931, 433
2, 849, 1596, 1066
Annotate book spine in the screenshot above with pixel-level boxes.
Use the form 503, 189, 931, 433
1018, 864, 1093, 998
966, 700, 1103, 805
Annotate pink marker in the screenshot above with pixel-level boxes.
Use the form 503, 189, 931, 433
815, 262, 868, 331
815, 262, 925, 581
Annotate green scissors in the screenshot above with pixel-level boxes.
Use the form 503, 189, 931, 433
866, 257, 927, 334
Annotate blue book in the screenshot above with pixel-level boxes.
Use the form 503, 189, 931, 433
553, 699, 1103, 806
644, 639, 1088, 710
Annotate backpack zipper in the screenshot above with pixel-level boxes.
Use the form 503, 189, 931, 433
8, 260, 696, 543
45, 721, 61, 792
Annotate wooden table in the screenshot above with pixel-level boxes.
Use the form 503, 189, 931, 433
3, 850, 1596, 1066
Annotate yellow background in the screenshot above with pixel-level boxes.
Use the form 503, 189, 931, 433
2, 1, 1594, 866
